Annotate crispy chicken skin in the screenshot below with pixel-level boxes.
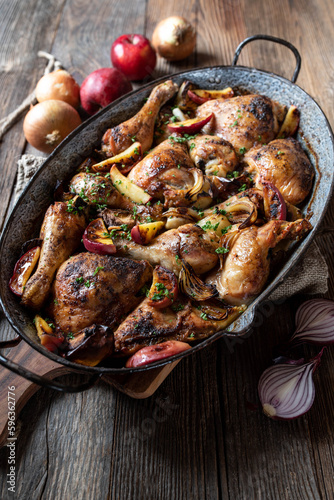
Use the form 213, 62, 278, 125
101, 80, 178, 157
127, 139, 209, 208
50, 254, 152, 333
114, 223, 219, 276
196, 94, 286, 151
113, 297, 243, 355
188, 135, 238, 177
244, 137, 314, 205
21, 202, 86, 310
69, 172, 133, 210
207, 218, 312, 305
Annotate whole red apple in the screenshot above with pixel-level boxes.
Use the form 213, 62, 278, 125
111, 34, 157, 81
80, 67, 132, 115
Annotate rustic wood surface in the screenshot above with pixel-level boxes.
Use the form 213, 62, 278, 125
0, 0, 334, 499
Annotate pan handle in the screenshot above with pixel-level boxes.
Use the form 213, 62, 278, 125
232, 34, 301, 83
0, 336, 101, 393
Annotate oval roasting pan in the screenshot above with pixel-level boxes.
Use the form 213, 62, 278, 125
0, 36, 333, 391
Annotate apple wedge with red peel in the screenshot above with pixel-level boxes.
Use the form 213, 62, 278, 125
262, 182, 287, 221
83, 218, 116, 255
278, 105, 300, 138
147, 266, 178, 308
9, 246, 40, 296
109, 165, 152, 204
167, 113, 213, 134
187, 87, 234, 104
125, 340, 191, 368
34, 315, 65, 353
131, 221, 165, 245
92, 142, 142, 174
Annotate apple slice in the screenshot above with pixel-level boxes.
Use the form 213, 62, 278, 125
83, 218, 116, 255
109, 165, 152, 204
167, 113, 213, 134
34, 315, 65, 353
278, 105, 300, 138
9, 246, 40, 296
187, 87, 234, 104
131, 220, 165, 245
147, 266, 178, 308
125, 340, 191, 368
92, 142, 142, 174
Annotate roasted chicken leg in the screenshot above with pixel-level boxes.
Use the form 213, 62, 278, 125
101, 80, 178, 157
196, 94, 286, 151
244, 137, 314, 205
207, 218, 312, 305
22, 202, 86, 310
50, 253, 152, 333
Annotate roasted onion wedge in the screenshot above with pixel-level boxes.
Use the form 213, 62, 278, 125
179, 258, 217, 301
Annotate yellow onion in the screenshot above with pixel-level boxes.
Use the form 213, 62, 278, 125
23, 100, 82, 154
152, 16, 196, 61
35, 69, 80, 108
178, 258, 217, 301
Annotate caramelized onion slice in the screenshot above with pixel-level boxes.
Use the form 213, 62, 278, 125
185, 168, 204, 201
219, 196, 258, 228
162, 207, 198, 229
179, 258, 217, 301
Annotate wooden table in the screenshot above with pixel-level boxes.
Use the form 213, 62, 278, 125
1, 1, 334, 498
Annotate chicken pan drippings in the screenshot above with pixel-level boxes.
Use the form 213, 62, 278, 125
9, 79, 313, 368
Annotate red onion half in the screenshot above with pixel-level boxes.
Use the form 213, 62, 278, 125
258, 349, 324, 420
291, 299, 334, 347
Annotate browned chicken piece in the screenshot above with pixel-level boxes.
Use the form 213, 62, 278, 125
188, 135, 238, 177
196, 94, 286, 151
101, 80, 178, 157
113, 297, 244, 355
21, 202, 86, 310
114, 223, 219, 276
244, 137, 314, 205
127, 139, 212, 208
206, 218, 312, 305
69, 172, 133, 210
49, 253, 152, 333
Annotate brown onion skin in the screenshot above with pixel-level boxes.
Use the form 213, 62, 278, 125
35, 69, 80, 109
152, 16, 196, 61
23, 100, 82, 154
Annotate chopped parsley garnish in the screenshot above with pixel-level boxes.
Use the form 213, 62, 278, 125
229, 120, 238, 127
76, 277, 84, 284
238, 184, 247, 192
221, 225, 232, 235
93, 266, 104, 276
171, 304, 185, 312
200, 312, 208, 320
215, 246, 229, 254
239, 147, 247, 154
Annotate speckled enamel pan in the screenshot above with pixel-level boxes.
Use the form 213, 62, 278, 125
0, 35, 333, 392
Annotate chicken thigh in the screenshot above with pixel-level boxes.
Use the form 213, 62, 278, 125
22, 202, 86, 310
244, 137, 314, 205
101, 80, 178, 157
127, 139, 212, 208
188, 135, 238, 177
196, 94, 286, 151
207, 218, 312, 305
50, 253, 152, 333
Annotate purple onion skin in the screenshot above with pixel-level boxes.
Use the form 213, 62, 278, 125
291, 299, 334, 347
258, 349, 325, 420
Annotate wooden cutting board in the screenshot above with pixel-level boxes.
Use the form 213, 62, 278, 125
0, 339, 179, 448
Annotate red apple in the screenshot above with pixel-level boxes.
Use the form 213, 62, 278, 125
167, 113, 213, 134
111, 34, 156, 81
80, 68, 132, 116
83, 218, 116, 255
147, 266, 178, 308
125, 341, 191, 368
9, 246, 40, 296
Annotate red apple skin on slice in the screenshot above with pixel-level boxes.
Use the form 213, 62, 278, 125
167, 113, 213, 134
131, 221, 165, 245
147, 266, 178, 308
9, 246, 41, 296
125, 340, 191, 367
83, 218, 116, 255
187, 87, 234, 104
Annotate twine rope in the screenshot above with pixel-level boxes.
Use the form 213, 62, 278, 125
0, 52, 63, 141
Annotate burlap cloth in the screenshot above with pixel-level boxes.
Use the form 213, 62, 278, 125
15, 154, 328, 300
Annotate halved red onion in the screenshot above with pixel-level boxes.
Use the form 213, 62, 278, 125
258, 349, 324, 420
290, 299, 334, 347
